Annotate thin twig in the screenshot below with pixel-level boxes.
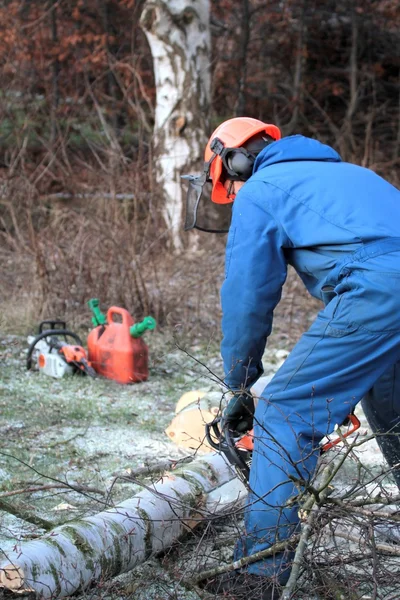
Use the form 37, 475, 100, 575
0, 450, 112, 507
188, 534, 301, 585
106, 456, 194, 504
325, 497, 400, 522
46, 427, 90, 448
0, 483, 104, 499
334, 531, 400, 555
281, 464, 335, 599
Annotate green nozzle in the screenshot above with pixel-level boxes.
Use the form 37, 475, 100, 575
130, 316, 156, 338
88, 298, 107, 327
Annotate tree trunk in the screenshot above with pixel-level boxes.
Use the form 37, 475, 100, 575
50, 0, 60, 145
0, 453, 244, 598
234, 0, 250, 117
346, 3, 358, 124
284, 1, 307, 135
140, 0, 211, 248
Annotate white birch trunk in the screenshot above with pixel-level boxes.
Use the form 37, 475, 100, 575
140, 0, 211, 248
0, 454, 245, 598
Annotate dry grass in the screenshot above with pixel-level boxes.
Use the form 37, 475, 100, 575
0, 170, 320, 346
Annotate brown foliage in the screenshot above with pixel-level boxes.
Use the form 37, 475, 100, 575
0, 0, 398, 333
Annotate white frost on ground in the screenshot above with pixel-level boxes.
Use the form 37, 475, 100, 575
1, 337, 397, 600
72, 425, 192, 462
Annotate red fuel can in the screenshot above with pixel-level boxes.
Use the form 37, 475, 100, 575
87, 306, 156, 384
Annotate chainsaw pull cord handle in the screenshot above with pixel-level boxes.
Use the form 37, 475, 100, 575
26, 329, 83, 370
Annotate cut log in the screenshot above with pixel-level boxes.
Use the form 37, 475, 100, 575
0, 453, 245, 598
165, 391, 222, 453
165, 380, 274, 454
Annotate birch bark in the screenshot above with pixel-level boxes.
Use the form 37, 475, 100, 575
0, 454, 244, 598
140, 0, 211, 248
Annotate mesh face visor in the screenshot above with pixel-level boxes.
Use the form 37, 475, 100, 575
183, 174, 232, 233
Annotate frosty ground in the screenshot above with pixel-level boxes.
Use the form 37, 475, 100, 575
0, 332, 398, 600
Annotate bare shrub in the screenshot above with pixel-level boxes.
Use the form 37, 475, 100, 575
0, 159, 229, 337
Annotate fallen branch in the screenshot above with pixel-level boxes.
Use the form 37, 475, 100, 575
0, 498, 54, 531
122, 456, 194, 480
325, 497, 400, 522
106, 456, 194, 503
334, 531, 400, 555
189, 535, 301, 585
330, 493, 400, 508
281, 465, 334, 600
0, 484, 104, 499
0, 453, 243, 598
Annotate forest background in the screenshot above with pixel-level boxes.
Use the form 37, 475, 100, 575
0, 3, 399, 598
0, 0, 399, 345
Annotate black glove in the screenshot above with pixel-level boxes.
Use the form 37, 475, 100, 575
221, 390, 255, 433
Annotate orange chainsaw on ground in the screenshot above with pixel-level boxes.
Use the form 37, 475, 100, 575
27, 320, 96, 378
205, 413, 361, 483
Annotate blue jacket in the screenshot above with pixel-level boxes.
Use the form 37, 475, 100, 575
221, 134, 400, 390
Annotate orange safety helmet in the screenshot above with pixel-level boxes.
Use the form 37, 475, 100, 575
182, 117, 281, 233
206, 117, 281, 204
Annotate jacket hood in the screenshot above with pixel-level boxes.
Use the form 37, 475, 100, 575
253, 135, 342, 171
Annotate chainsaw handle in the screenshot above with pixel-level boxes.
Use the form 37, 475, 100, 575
205, 417, 224, 451
322, 413, 361, 452
224, 426, 250, 481
205, 418, 251, 482
38, 320, 67, 334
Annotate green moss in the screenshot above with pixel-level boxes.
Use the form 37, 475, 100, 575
48, 562, 62, 596
61, 526, 95, 557
112, 536, 122, 575
137, 508, 153, 559
171, 476, 203, 504
178, 462, 219, 485
43, 538, 67, 557
98, 535, 122, 577
30, 562, 40, 581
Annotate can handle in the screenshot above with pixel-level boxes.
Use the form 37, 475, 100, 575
107, 306, 133, 327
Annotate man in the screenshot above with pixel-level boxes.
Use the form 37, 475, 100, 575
184, 117, 400, 599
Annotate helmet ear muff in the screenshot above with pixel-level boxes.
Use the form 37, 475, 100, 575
227, 132, 274, 180
227, 150, 255, 180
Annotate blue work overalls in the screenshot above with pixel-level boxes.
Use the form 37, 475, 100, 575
220, 135, 400, 582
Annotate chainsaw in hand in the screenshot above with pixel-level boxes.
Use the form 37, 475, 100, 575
205, 412, 361, 484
